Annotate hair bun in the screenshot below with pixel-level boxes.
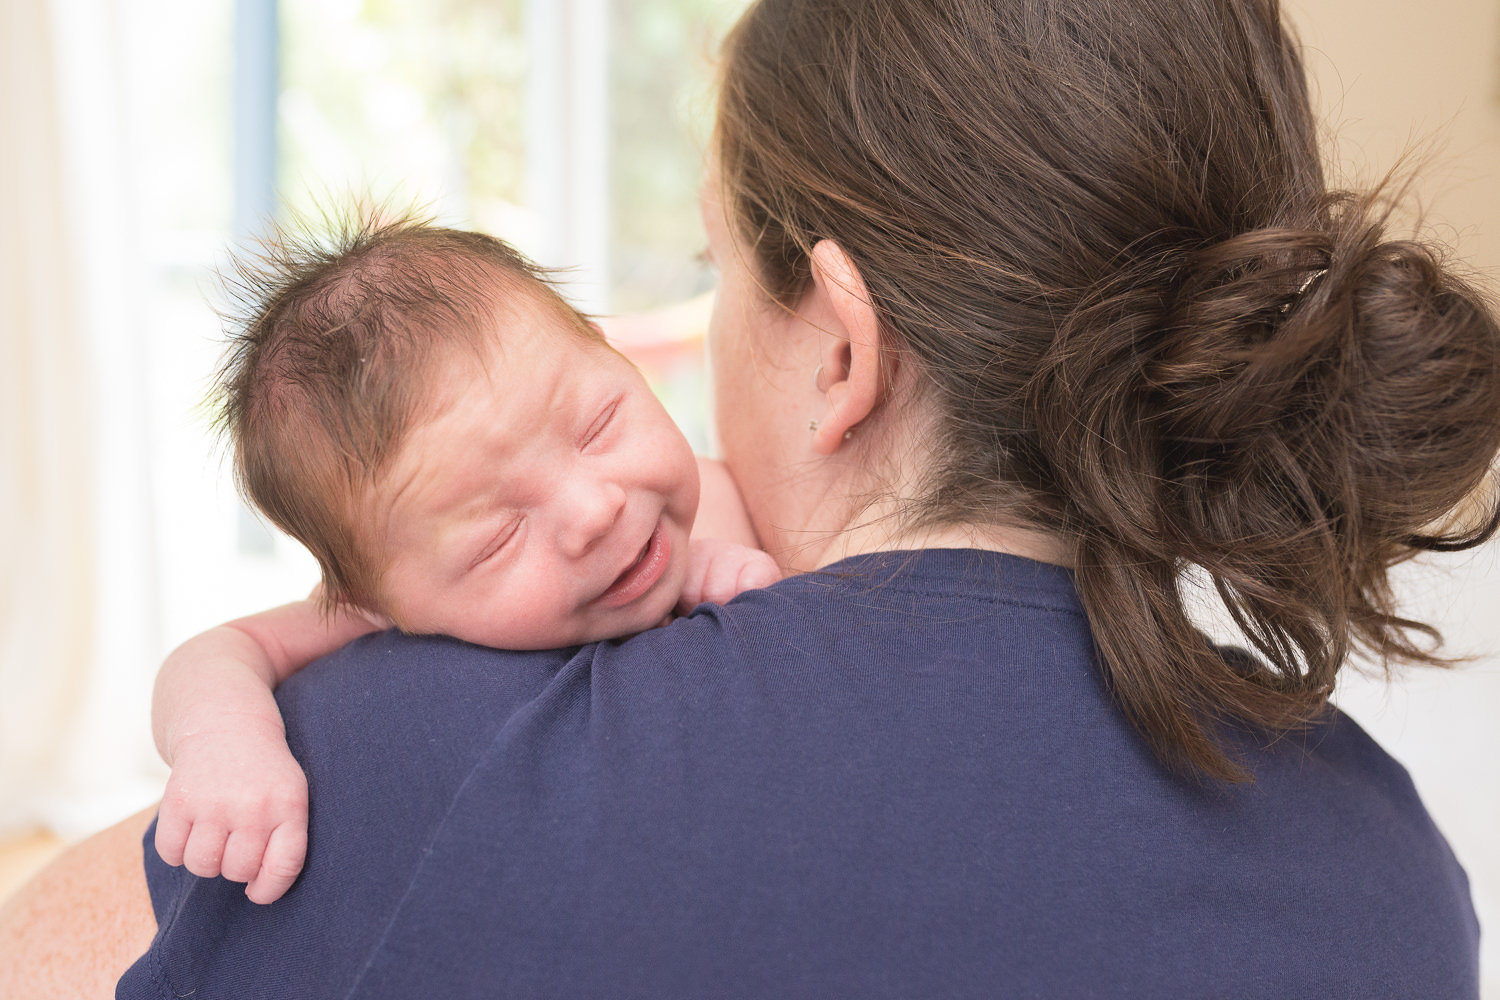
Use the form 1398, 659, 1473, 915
1030, 190, 1500, 774
1146, 195, 1500, 560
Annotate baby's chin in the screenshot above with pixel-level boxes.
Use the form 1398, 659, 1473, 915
576, 562, 691, 645
587, 588, 686, 646
430, 591, 681, 651
389, 552, 689, 650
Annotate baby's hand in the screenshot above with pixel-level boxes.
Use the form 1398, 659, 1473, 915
154, 719, 309, 905
677, 538, 782, 613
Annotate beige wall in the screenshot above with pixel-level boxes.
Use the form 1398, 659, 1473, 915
1288, 1, 1500, 994
1291, 0, 1500, 266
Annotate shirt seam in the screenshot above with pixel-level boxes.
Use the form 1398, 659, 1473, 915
784, 581, 1087, 619
341, 655, 586, 998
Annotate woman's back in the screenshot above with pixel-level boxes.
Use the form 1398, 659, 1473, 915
120, 549, 1477, 999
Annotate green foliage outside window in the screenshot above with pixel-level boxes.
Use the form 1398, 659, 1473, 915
279, 0, 751, 313
609, 0, 751, 312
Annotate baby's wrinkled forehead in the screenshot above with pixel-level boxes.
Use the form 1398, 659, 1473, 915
373, 296, 617, 503
413, 283, 606, 418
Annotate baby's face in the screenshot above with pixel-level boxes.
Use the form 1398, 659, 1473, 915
369, 301, 699, 648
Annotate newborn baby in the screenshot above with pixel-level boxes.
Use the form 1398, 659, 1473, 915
152, 216, 779, 903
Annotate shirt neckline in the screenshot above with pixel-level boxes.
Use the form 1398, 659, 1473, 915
803, 547, 1082, 608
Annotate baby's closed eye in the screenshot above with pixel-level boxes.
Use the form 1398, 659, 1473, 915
470, 516, 524, 569
580, 397, 622, 450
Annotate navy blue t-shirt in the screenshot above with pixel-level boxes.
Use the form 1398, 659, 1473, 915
118, 550, 1478, 999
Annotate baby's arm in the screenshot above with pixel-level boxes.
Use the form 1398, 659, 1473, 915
679, 458, 783, 611
152, 596, 380, 904
692, 456, 762, 548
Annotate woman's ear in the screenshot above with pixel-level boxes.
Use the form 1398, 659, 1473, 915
806, 240, 884, 456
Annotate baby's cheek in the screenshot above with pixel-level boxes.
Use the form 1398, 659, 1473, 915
513, 598, 580, 649
451, 583, 571, 650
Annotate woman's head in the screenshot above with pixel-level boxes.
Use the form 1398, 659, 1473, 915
710, 0, 1500, 780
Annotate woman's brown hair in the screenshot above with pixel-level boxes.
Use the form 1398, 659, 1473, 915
714, 0, 1500, 780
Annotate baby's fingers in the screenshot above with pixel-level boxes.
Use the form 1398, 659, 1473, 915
676, 554, 715, 614
736, 551, 782, 593
703, 548, 782, 605
245, 822, 308, 905
220, 827, 269, 884
181, 820, 230, 878
698, 552, 746, 606
153, 809, 192, 867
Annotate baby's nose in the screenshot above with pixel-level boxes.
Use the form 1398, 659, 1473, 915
558, 480, 626, 556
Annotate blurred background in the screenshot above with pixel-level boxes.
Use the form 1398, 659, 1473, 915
1, 0, 1498, 990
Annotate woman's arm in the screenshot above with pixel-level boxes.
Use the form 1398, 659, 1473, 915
0, 806, 157, 998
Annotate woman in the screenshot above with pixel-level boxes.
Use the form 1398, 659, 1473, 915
5, 0, 1498, 995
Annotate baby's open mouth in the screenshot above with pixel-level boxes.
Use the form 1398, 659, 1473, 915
614, 540, 651, 585
597, 522, 670, 608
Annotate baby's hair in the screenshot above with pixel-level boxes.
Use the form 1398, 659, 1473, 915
716, 0, 1500, 780
214, 207, 596, 612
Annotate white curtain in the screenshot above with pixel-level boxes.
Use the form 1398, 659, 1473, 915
1, 0, 164, 840
0, 0, 99, 836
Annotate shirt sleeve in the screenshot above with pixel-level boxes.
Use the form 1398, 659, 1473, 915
116, 630, 574, 1000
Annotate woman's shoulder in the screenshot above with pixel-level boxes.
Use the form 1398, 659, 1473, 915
582, 548, 1098, 710
607, 548, 1091, 661
277, 628, 580, 744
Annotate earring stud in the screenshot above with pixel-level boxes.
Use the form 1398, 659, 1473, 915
808, 419, 819, 432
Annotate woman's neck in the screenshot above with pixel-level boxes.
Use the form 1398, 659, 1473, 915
759, 395, 1072, 574
808, 511, 1073, 572
767, 475, 1073, 573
